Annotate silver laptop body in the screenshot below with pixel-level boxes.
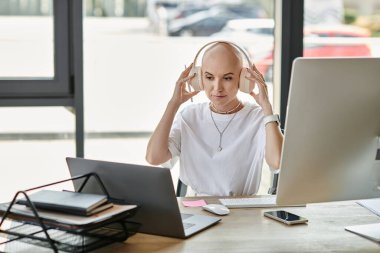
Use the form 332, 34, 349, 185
66, 157, 220, 238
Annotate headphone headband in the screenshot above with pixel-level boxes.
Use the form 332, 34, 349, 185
188, 40, 255, 93
192, 40, 252, 67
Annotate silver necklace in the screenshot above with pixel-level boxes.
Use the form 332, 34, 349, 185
210, 109, 238, 152
210, 101, 241, 114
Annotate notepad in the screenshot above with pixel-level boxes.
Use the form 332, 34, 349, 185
17, 190, 112, 216
357, 198, 380, 216
345, 223, 380, 242
182, 199, 207, 207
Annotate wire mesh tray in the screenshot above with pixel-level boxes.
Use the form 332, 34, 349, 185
0, 219, 140, 252
0, 173, 140, 252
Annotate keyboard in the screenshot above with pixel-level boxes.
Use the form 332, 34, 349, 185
181, 213, 193, 220
181, 213, 195, 230
219, 197, 306, 208
183, 222, 195, 229
219, 196, 277, 208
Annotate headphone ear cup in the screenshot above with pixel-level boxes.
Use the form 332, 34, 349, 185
188, 66, 203, 91
239, 68, 255, 93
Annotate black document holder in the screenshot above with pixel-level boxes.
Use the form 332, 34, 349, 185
0, 173, 140, 252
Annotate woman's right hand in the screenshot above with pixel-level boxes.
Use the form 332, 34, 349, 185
170, 64, 199, 106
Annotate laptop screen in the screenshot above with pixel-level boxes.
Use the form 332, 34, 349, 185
66, 157, 186, 237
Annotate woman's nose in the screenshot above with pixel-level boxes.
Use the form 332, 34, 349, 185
213, 79, 223, 91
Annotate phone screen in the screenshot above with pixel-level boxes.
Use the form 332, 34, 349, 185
264, 210, 308, 225
267, 211, 302, 222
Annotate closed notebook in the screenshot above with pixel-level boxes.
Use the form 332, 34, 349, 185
345, 223, 380, 242
357, 198, 380, 216
17, 189, 110, 216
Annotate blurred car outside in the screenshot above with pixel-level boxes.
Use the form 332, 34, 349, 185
219, 3, 268, 19
168, 7, 241, 36
211, 18, 275, 37
167, 4, 268, 37
253, 24, 372, 82
146, 0, 181, 35
304, 24, 371, 37
210, 18, 274, 68
170, 3, 210, 21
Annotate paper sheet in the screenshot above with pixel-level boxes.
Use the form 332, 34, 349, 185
182, 199, 207, 207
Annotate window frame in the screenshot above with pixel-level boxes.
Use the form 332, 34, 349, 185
0, 0, 84, 157
0, 0, 71, 99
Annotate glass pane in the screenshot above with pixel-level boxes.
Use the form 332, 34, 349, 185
0, 107, 75, 203
0, 0, 54, 78
304, 0, 380, 58
83, 0, 276, 195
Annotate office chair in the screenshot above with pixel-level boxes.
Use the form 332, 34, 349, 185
267, 173, 278, 195
176, 179, 188, 197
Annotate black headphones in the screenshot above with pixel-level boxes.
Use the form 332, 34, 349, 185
188, 40, 255, 93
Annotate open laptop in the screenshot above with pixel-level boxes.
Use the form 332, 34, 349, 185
66, 157, 220, 238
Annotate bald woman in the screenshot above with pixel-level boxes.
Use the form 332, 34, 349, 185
146, 41, 283, 196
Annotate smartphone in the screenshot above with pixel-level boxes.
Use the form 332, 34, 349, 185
264, 210, 308, 225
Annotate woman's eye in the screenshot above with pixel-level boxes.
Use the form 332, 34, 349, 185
205, 76, 213, 80
224, 76, 233, 81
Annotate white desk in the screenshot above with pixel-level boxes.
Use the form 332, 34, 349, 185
2, 197, 380, 252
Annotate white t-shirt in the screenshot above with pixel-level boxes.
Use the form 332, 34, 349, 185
166, 102, 266, 196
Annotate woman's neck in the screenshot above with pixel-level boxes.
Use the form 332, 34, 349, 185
210, 100, 242, 114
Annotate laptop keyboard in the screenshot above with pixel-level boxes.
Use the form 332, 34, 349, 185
181, 213, 193, 220
181, 213, 195, 230
183, 222, 195, 229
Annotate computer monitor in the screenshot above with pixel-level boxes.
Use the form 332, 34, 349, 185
276, 57, 380, 205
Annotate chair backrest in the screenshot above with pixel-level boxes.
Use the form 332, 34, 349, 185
176, 179, 188, 197
268, 173, 278, 195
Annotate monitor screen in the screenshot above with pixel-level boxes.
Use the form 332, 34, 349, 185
276, 57, 380, 205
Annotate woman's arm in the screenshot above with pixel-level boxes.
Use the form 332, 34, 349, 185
146, 65, 198, 165
146, 101, 180, 165
263, 113, 283, 169
246, 65, 284, 169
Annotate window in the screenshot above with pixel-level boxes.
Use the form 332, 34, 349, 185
304, 0, 380, 58
83, 0, 276, 195
0, 0, 82, 203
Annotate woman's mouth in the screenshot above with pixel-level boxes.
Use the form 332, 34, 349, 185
213, 95, 226, 99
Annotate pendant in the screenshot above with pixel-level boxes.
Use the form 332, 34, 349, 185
217, 146, 222, 152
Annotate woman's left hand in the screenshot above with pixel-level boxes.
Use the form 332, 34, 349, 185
246, 64, 273, 115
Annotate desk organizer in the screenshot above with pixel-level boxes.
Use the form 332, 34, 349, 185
0, 173, 140, 253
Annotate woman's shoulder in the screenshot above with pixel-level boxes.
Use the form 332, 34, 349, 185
180, 102, 209, 117
241, 101, 263, 116
238, 102, 265, 129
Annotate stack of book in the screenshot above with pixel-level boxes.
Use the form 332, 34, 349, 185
0, 178, 139, 252
16, 189, 113, 216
